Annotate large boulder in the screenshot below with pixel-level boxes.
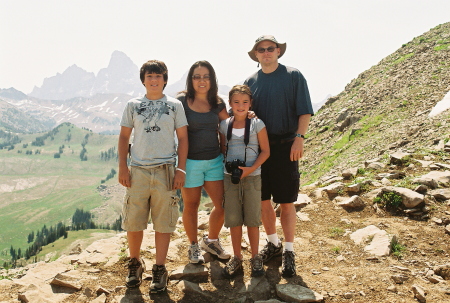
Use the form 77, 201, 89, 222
413, 171, 450, 188
381, 187, 424, 208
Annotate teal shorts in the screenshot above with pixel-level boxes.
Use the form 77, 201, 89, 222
184, 154, 224, 188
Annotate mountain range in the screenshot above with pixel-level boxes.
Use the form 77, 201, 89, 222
0, 51, 233, 134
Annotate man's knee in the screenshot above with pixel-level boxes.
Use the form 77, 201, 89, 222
279, 203, 295, 214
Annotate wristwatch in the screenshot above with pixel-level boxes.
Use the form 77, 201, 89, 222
295, 133, 305, 139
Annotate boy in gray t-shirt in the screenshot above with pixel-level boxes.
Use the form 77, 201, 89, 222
219, 85, 270, 278
118, 60, 188, 293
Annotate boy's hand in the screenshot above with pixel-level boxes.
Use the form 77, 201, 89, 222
239, 166, 255, 179
172, 170, 185, 190
119, 166, 131, 187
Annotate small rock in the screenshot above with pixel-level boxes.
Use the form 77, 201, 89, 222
391, 274, 409, 284
336, 255, 346, 262
50, 273, 82, 290
276, 285, 324, 302
381, 178, 392, 186
367, 162, 386, 170
337, 195, 365, 208
387, 285, 397, 293
96, 286, 111, 295
343, 292, 353, 299
412, 284, 426, 303
347, 183, 361, 193
342, 167, 358, 179
414, 184, 428, 193
390, 151, 411, 165
431, 217, 443, 225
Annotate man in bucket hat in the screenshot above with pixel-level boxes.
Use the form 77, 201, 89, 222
244, 35, 314, 277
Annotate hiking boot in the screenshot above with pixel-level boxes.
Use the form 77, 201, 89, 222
250, 254, 265, 277
126, 258, 145, 288
200, 236, 231, 260
281, 250, 296, 277
260, 240, 283, 263
150, 264, 168, 293
188, 242, 205, 264
223, 256, 243, 278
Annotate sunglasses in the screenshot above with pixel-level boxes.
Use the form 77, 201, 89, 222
256, 46, 277, 53
192, 74, 210, 81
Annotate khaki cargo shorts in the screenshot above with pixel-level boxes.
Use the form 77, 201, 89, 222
223, 174, 262, 228
121, 165, 179, 233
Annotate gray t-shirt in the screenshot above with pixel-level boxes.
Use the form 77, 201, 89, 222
120, 95, 188, 167
219, 118, 265, 176
244, 63, 314, 136
176, 93, 226, 160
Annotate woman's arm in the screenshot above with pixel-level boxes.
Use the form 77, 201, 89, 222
218, 107, 229, 121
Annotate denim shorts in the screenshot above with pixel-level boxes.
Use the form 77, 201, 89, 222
184, 154, 224, 188
121, 165, 180, 233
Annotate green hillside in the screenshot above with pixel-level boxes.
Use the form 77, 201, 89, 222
303, 22, 450, 184
0, 123, 120, 264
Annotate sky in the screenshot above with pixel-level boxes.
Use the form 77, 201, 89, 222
1, 0, 450, 105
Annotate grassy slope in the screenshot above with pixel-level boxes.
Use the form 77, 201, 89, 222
35, 229, 118, 262
302, 22, 450, 184
0, 123, 119, 263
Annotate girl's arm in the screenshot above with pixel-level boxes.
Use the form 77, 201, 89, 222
239, 127, 270, 179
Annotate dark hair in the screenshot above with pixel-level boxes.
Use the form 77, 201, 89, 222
184, 60, 220, 109
140, 60, 168, 89
228, 84, 253, 103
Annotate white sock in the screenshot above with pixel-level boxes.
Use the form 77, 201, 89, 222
284, 242, 294, 251
207, 238, 218, 242
267, 234, 279, 246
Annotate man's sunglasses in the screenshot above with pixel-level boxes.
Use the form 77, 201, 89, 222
256, 46, 277, 53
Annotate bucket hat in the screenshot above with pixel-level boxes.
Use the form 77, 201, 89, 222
247, 35, 286, 62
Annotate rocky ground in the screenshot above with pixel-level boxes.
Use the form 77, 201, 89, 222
1, 146, 450, 303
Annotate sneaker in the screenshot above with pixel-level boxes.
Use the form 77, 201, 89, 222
150, 264, 168, 293
200, 236, 231, 260
223, 256, 243, 278
250, 254, 265, 277
281, 250, 296, 277
188, 242, 205, 264
126, 258, 145, 288
260, 240, 283, 263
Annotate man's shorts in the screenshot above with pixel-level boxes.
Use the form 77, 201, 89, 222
121, 165, 179, 233
223, 174, 262, 228
261, 141, 299, 204
184, 154, 224, 188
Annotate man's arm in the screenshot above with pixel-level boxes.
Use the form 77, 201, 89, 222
118, 126, 133, 187
174, 125, 188, 189
290, 114, 311, 161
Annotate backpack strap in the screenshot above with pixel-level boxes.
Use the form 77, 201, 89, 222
227, 117, 251, 146
225, 117, 251, 165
